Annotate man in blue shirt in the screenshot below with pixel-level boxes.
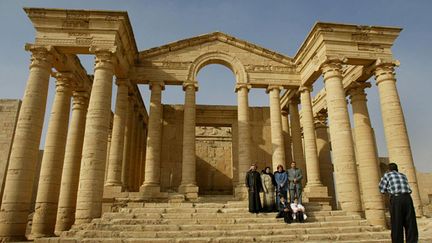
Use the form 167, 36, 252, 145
379, 162, 418, 243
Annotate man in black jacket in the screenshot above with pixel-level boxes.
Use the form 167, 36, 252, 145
245, 164, 262, 213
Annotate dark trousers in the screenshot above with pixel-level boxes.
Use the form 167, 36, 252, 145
390, 194, 418, 243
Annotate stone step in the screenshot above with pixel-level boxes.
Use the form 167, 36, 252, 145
97, 215, 367, 226
69, 225, 386, 238
120, 206, 342, 215
101, 211, 360, 222
80, 220, 377, 232
36, 231, 391, 243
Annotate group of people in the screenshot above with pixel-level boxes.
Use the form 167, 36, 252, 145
245, 161, 306, 224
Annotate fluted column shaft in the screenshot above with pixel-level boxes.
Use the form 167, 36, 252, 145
314, 114, 336, 209
121, 96, 133, 189
235, 84, 251, 199
179, 82, 199, 199
0, 46, 53, 239
289, 98, 306, 174
299, 86, 322, 186
268, 86, 286, 171
105, 79, 130, 187
141, 82, 164, 194
128, 107, 138, 191
75, 50, 114, 224
281, 110, 293, 164
374, 63, 422, 215
349, 84, 386, 226
55, 91, 89, 234
31, 73, 73, 237
134, 116, 143, 191
322, 61, 361, 213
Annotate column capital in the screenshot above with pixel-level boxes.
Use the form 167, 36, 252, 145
320, 57, 346, 79
281, 108, 289, 116
373, 59, 400, 85
235, 83, 251, 92
266, 85, 283, 94
25, 44, 54, 69
314, 111, 328, 128
149, 81, 165, 91
288, 96, 300, 105
91, 46, 116, 71
53, 72, 74, 94
182, 81, 199, 91
299, 85, 313, 93
347, 82, 371, 103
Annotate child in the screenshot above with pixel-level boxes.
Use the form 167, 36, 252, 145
290, 197, 306, 223
276, 195, 293, 224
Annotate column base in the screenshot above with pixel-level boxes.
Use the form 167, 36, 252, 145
178, 184, 199, 200
139, 183, 161, 197
303, 184, 329, 203
234, 185, 248, 200
103, 185, 125, 198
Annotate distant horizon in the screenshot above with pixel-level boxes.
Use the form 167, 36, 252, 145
1, 0, 431, 173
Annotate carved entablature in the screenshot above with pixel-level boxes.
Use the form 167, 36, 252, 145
196, 126, 232, 138
244, 64, 296, 74
142, 61, 191, 70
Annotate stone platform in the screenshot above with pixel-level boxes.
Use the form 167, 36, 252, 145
31, 196, 431, 243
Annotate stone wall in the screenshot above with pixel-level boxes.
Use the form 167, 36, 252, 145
160, 104, 272, 193
0, 99, 21, 203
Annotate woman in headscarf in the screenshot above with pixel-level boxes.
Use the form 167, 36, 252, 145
261, 166, 276, 212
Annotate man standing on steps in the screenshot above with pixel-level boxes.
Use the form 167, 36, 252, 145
287, 161, 303, 204
379, 162, 418, 243
246, 164, 262, 213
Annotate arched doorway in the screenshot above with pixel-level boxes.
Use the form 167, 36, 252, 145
195, 64, 236, 195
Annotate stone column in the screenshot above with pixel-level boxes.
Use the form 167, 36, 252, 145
348, 83, 386, 226
314, 112, 336, 209
234, 83, 251, 199
105, 79, 130, 189
321, 61, 361, 214
267, 85, 286, 171
139, 127, 147, 185
179, 81, 199, 199
54, 90, 89, 234
75, 49, 115, 224
128, 106, 138, 191
31, 73, 73, 238
374, 62, 423, 215
281, 109, 293, 164
140, 82, 164, 195
121, 95, 133, 190
299, 86, 328, 197
0, 46, 53, 239
289, 98, 306, 174
134, 115, 143, 191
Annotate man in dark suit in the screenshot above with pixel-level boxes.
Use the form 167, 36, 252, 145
287, 161, 303, 204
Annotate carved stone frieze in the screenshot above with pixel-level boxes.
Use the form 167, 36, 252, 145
62, 20, 89, 29
143, 61, 191, 70
196, 126, 232, 138
244, 64, 295, 73
357, 44, 384, 52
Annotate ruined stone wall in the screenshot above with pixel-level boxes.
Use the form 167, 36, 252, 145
160, 104, 272, 193
0, 99, 21, 203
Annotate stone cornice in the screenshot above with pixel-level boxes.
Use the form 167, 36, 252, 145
139, 32, 293, 65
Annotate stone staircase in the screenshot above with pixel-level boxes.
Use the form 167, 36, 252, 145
34, 197, 432, 243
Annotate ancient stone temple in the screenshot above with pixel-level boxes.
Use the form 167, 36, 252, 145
0, 7, 428, 242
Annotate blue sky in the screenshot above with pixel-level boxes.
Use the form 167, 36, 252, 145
0, 0, 431, 172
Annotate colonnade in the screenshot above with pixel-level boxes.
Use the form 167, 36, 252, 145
0, 46, 422, 240
0, 47, 148, 239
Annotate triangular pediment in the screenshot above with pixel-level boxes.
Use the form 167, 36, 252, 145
138, 32, 293, 65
